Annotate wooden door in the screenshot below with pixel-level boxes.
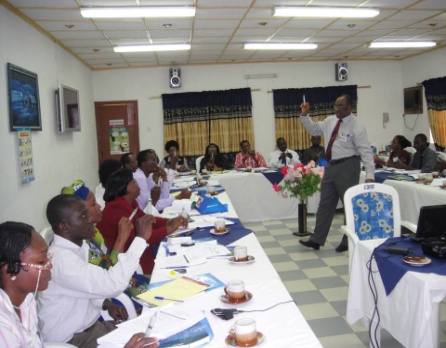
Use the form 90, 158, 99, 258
95, 100, 140, 165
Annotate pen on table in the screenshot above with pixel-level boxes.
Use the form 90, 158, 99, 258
303, 94, 306, 104
154, 296, 184, 303
129, 208, 138, 220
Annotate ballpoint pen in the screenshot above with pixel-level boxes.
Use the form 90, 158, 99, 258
154, 296, 184, 302
303, 94, 306, 104
145, 309, 159, 337
129, 208, 138, 220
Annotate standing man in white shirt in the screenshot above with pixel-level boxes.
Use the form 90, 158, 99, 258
268, 137, 300, 168
38, 194, 154, 347
298, 95, 374, 252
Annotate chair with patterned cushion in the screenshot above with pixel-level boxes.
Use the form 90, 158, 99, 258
341, 183, 402, 275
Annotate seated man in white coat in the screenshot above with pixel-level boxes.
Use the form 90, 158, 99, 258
38, 194, 154, 348
268, 137, 300, 168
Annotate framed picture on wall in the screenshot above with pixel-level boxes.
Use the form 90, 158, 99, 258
7, 63, 42, 131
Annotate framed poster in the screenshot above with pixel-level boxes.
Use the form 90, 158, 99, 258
7, 63, 42, 131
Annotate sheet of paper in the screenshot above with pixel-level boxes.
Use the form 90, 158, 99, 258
136, 276, 210, 306
97, 308, 205, 346
154, 252, 207, 269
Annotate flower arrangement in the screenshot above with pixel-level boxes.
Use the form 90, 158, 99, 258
273, 161, 323, 202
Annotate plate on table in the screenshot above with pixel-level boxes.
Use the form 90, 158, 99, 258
403, 255, 431, 266
228, 256, 255, 264
220, 291, 253, 304
225, 332, 265, 347
210, 228, 230, 235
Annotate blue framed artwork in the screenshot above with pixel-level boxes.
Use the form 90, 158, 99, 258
7, 63, 42, 131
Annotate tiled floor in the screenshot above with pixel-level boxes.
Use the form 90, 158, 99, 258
244, 211, 446, 348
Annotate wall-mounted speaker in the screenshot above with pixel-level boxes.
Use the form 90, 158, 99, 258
169, 67, 181, 88
335, 63, 348, 81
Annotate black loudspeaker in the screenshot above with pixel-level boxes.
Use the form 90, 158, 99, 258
169, 67, 181, 88
335, 63, 348, 81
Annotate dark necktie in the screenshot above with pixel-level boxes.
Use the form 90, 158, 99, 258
325, 119, 342, 161
281, 153, 287, 165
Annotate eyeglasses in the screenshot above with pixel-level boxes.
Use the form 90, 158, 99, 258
334, 104, 347, 110
21, 253, 53, 271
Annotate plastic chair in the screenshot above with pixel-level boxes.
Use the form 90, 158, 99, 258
405, 146, 416, 160
341, 183, 402, 275
436, 151, 446, 161
196, 155, 204, 172
39, 227, 139, 321
40, 226, 55, 246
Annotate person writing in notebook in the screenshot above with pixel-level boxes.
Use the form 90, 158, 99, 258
298, 94, 374, 252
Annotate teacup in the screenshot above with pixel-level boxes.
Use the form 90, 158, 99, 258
190, 169, 197, 175
432, 171, 439, 179
202, 169, 208, 174
425, 173, 433, 185
417, 174, 426, 183
199, 179, 207, 186
234, 245, 248, 262
225, 279, 246, 301
230, 318, 258, 347
214, 218, 226, 232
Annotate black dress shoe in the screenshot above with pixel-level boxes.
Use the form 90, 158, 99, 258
335, 244, 348, 252
299, 239, 320, 250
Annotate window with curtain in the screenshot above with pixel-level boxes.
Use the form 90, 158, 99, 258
422, 76, 446, 149
273, 85, 357, 151
162, 88, 253, 166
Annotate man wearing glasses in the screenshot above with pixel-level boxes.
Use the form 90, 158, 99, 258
134, 149, 190, 212
298, 94, 374, 252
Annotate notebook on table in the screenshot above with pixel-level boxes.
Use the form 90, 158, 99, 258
409, 205, 446, 242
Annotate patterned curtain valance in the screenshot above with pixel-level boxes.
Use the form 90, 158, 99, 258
273, 85, 358, 117
422, 76, 446, 111
162, 88, 252, 124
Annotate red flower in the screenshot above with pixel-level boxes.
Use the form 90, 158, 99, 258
273, 183, 280, 192
281, 166, 289, 175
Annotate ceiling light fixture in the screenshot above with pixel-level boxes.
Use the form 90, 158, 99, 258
80, 6, 196, 18
273, 6, 379, 18
114, 44, 191, 53
244, 43, 317, 50
369, 41, 436, 48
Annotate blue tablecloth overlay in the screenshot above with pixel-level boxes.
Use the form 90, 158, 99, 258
164, 218, 253, 247
373, 237, 446, 295
374, 171, 415, 183
262, 171, 283, 185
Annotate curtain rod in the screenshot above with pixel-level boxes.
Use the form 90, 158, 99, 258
149, 88, 261, 99
266, 85, 371, 93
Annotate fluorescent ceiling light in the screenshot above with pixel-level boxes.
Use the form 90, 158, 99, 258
81, 6, 196, 18
114, 44, 191, 52
244, 43, 317, 50
369, 41, 436, 48
245, 73, 277, 79
273, 6, 379, 18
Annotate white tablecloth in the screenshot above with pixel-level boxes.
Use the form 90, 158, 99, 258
150, 233, 322, 347
347, 239, 446, 348
384, 180, 446, 224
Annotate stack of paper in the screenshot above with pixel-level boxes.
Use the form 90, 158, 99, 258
136, 277, 210, 307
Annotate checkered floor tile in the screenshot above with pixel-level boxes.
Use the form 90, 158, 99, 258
244, 211, 446, 348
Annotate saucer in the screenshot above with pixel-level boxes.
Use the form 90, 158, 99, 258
229, 255, 255, 264
403, 255, 431, 266
210, 228, 230, 235
225, 332, 265, 347
220, 291, 253, 304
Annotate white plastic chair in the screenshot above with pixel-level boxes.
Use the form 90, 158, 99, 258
341, 183, 402, 275
39, 227, 138, 321
405, 146, 416, 160
196, 155, 204, 172
436, 151, 446, 161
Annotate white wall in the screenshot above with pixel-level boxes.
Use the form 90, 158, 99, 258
93, 60, 405, 157
401, 47, 446, 144
0, 6, 97, 230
